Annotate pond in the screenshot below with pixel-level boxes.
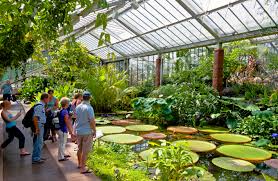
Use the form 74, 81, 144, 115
95, 116, 278, 181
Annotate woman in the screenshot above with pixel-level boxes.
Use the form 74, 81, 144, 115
58, 97, 75, 161
71, 93, 82, 125
44, 89, 59, 142
0, 101, 30, 156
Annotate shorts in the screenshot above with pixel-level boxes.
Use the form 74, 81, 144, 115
77, 134, 93, 154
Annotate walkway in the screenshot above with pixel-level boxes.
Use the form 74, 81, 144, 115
1, 102, 100, 181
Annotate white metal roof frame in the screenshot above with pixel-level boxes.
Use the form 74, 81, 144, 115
66, 0, 278, 61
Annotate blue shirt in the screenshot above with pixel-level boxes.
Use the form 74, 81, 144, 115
5, 114, 16, 128
76, 101, 95, 135
59, 109, 69, 133
33, 102, 46, 124
1, 84, 12, 94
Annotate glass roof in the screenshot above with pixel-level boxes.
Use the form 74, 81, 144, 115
70, 0, 278, 60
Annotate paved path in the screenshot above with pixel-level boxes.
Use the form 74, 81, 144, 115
2, 102, 66, 181
1, 102, 100, 181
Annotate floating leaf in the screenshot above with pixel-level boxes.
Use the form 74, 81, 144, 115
167, 126, 198, 134
142, 132, 166, 140
101, 134, 143, 144
212, 157, 256, 172
210, 133, 251, 143
111, 119, 140, 126
264, 159, 278, 169
198, 126, 229, 134
253, 139, 271, 147
173, 140, 216, 152
95, 119, 111, 125
216, 145, 272, 162
126, 125, 158, 132
96, 126, 126, 134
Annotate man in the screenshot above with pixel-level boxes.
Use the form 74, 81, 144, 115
1, 80, 13, 101
32, 93, 49, 164
75, 91, 96, 174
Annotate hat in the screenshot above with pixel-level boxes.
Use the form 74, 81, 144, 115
83, 91, 91, 97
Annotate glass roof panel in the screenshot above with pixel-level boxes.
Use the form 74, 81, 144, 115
182, 0, 238, 14
258, 0, 278, 24
205, 12, 235, 35
76, 34, 99, 51
91, 47, 122, 59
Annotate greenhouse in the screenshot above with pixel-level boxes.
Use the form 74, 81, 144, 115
0, 0, 277, 181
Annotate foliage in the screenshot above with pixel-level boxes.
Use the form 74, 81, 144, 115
19, 76, 54, 101
149, 84, 177, 98
53, 82, 76, 100
87, 143, 150, 181
115, 86, 141, 111
235, 110, 278, 144
79, 65, 127, 113
153, 145, 193, 181
47, 41, 100, 82
0, 0, 109, 74
131, 97, 175, 126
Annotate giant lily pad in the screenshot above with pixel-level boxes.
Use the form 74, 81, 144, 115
142, 132, 166, 140
167, 126, 198, 134
111, 119, 140, 126
264, 159, 278, 169
139, 148, 199, 164
101, 134, 143, 144
199, 126, 229, 134
96, 126, 126, 134
173, 140, 216, 152
95, 119, 111, 125
212, 157, 256, 172
210, 133, 251, 143
216, 145, 272, 162
126, 125, 158, 132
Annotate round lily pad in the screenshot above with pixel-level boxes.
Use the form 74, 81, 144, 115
216, 145, 272, 162
210, 133, 251, 143
212, 157, 256, 172
126, 125, 158, 132
111, 119, 139, 126
95, 119, 111, 125
167, 126, 198, 134
198, 126, 229, 134
101, 134, 143, 144
96, 126, 126, 134
139, 148, 199, 164
173, 140, 216, 152
264, 159, 278, 169
142, 132, 166, 140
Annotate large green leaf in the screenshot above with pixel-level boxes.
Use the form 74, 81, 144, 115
198, 126, 229, 134
210, 133, 251, 143
173, 140, 216, 152
126, 125, 158, 132
139, 148, 199, 164
216, 145, 272, 162
212, 157, 256, 172
96, 126, 126, 134
167, 126, 198, 134
101, 134, 143, 144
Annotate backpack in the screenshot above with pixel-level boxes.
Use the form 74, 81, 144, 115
22, 104, 43, 131
52, 110, 61, 130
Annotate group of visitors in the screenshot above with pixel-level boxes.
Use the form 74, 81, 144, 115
0, 83, 96, 174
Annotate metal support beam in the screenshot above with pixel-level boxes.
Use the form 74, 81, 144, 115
175, 0, 219, 39
99, 27, 278, 60
88, 32, 127, 58
115, 18, 159, 51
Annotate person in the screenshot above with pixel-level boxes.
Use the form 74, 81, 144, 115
75, 91, 96, 174
44, 89, 59, 142
1, 80, 13, 101
71, 93, 82, 125
0, 101, 30, 156
32, 93, 49, 164
57, 97, 75, 161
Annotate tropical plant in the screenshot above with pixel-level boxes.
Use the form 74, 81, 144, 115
234, 110, 278, 143
19, 76, 55, 101
87, 143, 150, 181
53, 82, 76, 100
47, 41, 100, 83
79, 65, 127, 113
131, 97, 175, 126
152, 145, 194, 181
115, 86, 141, 111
